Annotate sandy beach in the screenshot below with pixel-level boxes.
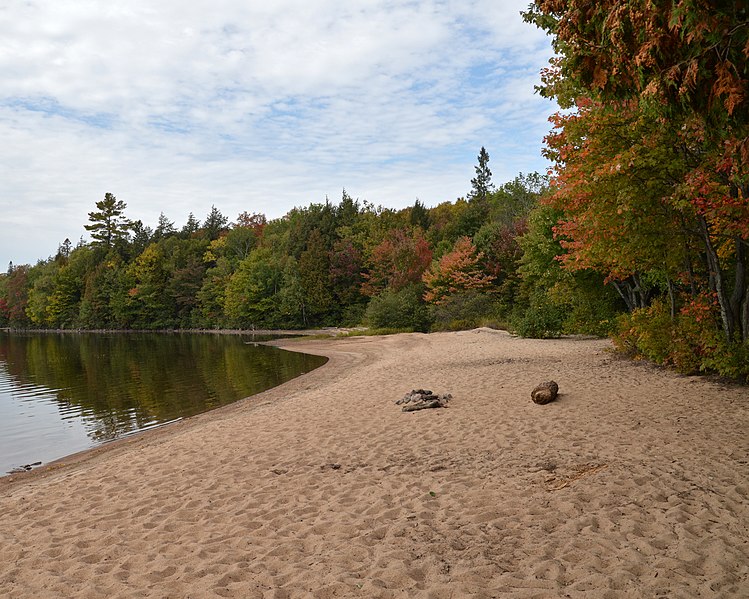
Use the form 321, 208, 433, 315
1, 329, 748, 598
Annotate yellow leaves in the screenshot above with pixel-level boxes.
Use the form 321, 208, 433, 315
203, 237, 226, 263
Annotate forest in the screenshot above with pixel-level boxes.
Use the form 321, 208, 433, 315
1, 1, 747, 381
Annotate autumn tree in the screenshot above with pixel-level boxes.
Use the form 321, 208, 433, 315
362, 228, 433, 296
1, 265, 32, 327
524, 1, 749, 366
423, 237, 495, 304
329, 238, 365, 322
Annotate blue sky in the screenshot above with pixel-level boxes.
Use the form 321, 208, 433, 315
0, 0, 556, 267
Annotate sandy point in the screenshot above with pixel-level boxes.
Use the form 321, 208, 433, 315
1, 329, 748, 598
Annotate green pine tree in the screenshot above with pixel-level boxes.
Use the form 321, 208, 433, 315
84, 193, 132, 248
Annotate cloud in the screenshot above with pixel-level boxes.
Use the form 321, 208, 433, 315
0, 0, 556, 266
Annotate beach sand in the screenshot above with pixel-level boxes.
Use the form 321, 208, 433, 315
1, 329, 748, 598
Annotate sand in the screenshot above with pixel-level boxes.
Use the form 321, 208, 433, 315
1, 329, 748, 598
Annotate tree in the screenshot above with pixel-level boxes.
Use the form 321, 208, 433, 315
84, 193, 132, 248
523, 1, 748, 131
423, 237, 495, 304
469, 147, 494, 201
298, 229, 333, 324
526, 2, 749, 343
201, 205, 229, 240
25, 259, 58, 327
362, 228, 433, 296
409, 199, 431, 230
130, 220, 153, 256
490, 172, 547, 225
127, 243, 176, 328
181, 213, 201, 238
224, 247, 283, 327
330, 238, 364, 307
153, 213, 177, 240
56, 238, 73, 262
2, 264, 31, 326
235, 211, 267, 235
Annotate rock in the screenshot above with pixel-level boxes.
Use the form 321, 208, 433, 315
397, 390, 451, 411
531, 381, 559, 405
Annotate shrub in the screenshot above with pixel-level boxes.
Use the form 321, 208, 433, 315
510, 297, 565, 338
613, 294, 749, 382
429, 291, 497, 331
364, 284, 432, 332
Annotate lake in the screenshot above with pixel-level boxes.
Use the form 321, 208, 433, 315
0, 331, 327, 475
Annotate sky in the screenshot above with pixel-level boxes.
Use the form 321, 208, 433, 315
0, 0, 556, 267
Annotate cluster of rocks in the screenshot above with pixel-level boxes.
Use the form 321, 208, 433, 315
396, 389, 452, 412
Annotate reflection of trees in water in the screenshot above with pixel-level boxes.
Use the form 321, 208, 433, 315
0, 333, 326, 443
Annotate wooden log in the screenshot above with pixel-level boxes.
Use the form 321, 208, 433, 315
531, 381, 559, 405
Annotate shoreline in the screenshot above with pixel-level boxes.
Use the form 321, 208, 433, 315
0, 326, 362, 337
1, 330, 748, 597
0, 334, 347, 487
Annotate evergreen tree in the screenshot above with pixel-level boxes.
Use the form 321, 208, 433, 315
130, 220, 153, 256
469, 147, 494, 201
202, 205, 229, 240
154, 212, 177, 240
84, 193, 132, 248
181, 213, 201, 238
409, 199, 431, 230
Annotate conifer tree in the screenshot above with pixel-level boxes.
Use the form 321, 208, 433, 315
85, 193, 132, 248
469, 147, 494, 201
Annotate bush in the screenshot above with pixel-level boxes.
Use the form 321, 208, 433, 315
613, 295, 749, 382
364, 284, 432, 332
429, 291, 497, 331
510, 297, 565, 338
614, 300, 674, 364
339, 303, 366, 327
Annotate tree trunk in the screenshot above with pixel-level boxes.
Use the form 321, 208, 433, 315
729, 238, 747, 343
667, 277, 676, 321
698, 215, 734, 341
611, 275, 650, 312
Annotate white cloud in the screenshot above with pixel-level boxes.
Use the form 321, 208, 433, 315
0, 0, 556, 266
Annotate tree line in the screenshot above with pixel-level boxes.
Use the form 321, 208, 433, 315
5, 157, 601, 335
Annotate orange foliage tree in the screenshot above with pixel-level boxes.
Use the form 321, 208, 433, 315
525, 0, 749, 343
423, 237, 495, 305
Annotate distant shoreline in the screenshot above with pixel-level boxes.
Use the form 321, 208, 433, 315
0, 326, 363, 337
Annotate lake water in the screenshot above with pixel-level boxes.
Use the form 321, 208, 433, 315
0, 331, 327, 475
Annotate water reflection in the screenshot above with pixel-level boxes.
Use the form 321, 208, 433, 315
0, 332, 326, 473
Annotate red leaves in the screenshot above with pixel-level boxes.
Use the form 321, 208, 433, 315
362, 228, 432, 296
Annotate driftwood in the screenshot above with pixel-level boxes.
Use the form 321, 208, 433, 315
396, 389, 452, 412
8, 461, 42, 474
531, 381, 559, 405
